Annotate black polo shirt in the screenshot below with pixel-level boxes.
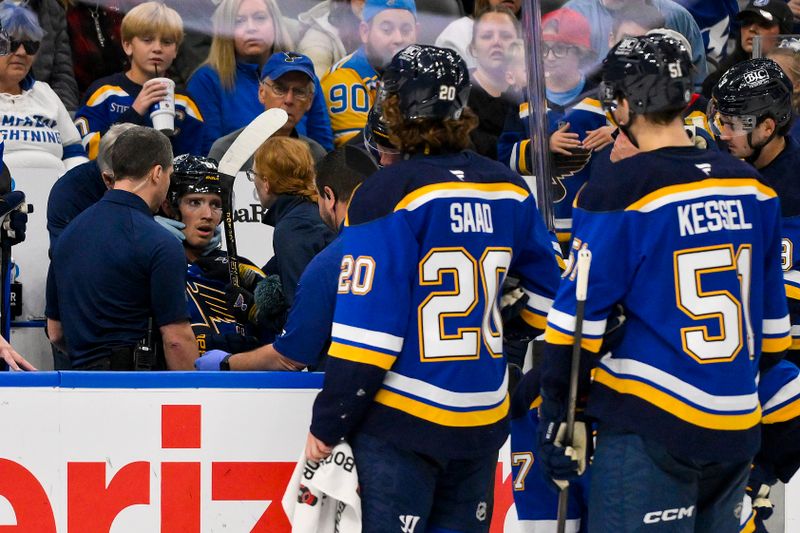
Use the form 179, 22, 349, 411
48, 189, 189, 366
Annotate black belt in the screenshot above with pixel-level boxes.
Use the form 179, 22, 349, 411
74, 346, 153, 371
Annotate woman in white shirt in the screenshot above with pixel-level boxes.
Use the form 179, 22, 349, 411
0, 3, 86, 172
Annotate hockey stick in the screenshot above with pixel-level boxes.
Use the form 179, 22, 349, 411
217, 108, 288, 334
556, 247, 592, 533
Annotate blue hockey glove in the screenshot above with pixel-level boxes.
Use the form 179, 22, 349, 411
201, 225, 222, 256
154, 216, 186, 242
195, 349, 232, 371
747, 464, 775, 523
537, 393, 588, 490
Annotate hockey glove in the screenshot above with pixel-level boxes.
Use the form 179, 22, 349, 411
6, 209, 26, 245
206, 332, 262, 354
537, 394, 588, 490
252, 274, 289, 332
747, 465, 775, 522
195, 349, 232, 371
225, 285, 258, 325
599, 304, 627, 354
154, 216, 186, 242
201, 225, 222, 256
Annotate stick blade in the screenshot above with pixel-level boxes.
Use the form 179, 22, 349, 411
217, 108, 288, 177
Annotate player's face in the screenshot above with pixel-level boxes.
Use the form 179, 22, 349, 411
122, 35, 177, 80
179, 193, 223, 250
258, 72, 313, 135
740, 19, 780, 54
471, 13, 518, 76
362, 10, 417, 70
233, 0, 275, 61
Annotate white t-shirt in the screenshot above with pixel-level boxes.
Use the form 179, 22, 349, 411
0, 80, 87, 173
435, 16, 476, 71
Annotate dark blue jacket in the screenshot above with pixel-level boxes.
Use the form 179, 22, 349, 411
262, 194, 335, 306
46, 159, 106, 254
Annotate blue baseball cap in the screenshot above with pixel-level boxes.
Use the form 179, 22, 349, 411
261, 52, 317, 82
362, 0, 417, 22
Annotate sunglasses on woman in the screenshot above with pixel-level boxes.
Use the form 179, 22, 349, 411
10, 40, 40, 55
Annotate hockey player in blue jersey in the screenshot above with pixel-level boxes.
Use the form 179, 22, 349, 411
539, 34, 791, 532
711, 58, 800, 364
158, 154, 266, 358
304, 44, 561, 532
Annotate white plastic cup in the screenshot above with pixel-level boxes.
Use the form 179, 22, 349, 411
148, 78, 176, 135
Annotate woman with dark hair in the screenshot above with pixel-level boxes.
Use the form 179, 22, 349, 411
435, 0, 520, 70
297, 0, 364, 78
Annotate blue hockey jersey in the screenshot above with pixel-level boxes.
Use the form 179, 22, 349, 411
498, 93, 608, 243
543, 146, 791, 462
310, 150, 562, 459
510, 367, 590, 532
757, 135, 800, 354
74, 72, 204, 159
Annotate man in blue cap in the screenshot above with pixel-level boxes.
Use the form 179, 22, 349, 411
208, 52, 327, 166
322, 0, 418, 147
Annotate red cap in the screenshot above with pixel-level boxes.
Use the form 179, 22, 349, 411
542, 8, 591, 49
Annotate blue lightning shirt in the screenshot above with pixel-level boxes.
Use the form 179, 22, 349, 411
310, 150, 562, 459
543, 146, 791, 463
757, 135, 800, 354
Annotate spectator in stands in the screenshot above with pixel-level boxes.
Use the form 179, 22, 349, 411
436, 0, 521, 71
702, 0, 793, 97
187, 0, 333, 155
563, 0, 708, 88
323, 0, 418, 147
670, 0, 738, 64
24, 0, 80, 111
467, 6, 520, 159
226, 136, 335, 333
607, 3, 665, 46
767, 45, 800, 139
0, 3, 87, 172
64, 0, 128, 97
209, 52, 327, 166
498, 7, 612, 246
297, 0, 365, 78
73, 2, 204, 160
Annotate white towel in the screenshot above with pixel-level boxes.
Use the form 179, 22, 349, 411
282, 442, 362, 533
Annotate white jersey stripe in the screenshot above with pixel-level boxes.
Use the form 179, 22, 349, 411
763, 315, 791, 335
762, 375, 800, 412
382, 368, 507, 409
632, 185, 774, 213
548, 308, 607, 336
330, 323, 404, 353
600, 355, 759, 412
400, 188, 528, 212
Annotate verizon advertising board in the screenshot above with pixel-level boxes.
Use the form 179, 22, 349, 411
0, 372, 521, 532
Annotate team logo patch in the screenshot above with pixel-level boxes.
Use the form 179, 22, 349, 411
615, 37, 637, 55
399, 515, 420, 533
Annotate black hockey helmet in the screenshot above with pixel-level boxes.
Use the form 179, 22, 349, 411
363, 98, 399, 165
168, 154, 223, 208
710, 58, 793, 136
599, 34, 692, 116
379, 44, 471, 121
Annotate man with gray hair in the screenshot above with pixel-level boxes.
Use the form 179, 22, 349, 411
47, 126, 197, 371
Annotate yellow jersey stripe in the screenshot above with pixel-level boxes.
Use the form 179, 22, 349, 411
529, 396, 542, 410
740, 511, 756, 533
518, 139, 530, 174
395, 182, 529, 212
86, 132, 100, 160
544, 326, 602, 353
593, 368, 761, 430
374, 388, 509, 427
520, 308, 547, 330
175, 95, 203, 121
86, 85, 128, 107
786, 283, 800, 301
762, 335, 791, 353
625, 178, 777, 212
328, 341, 396, 370
762, 398, 800, 424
